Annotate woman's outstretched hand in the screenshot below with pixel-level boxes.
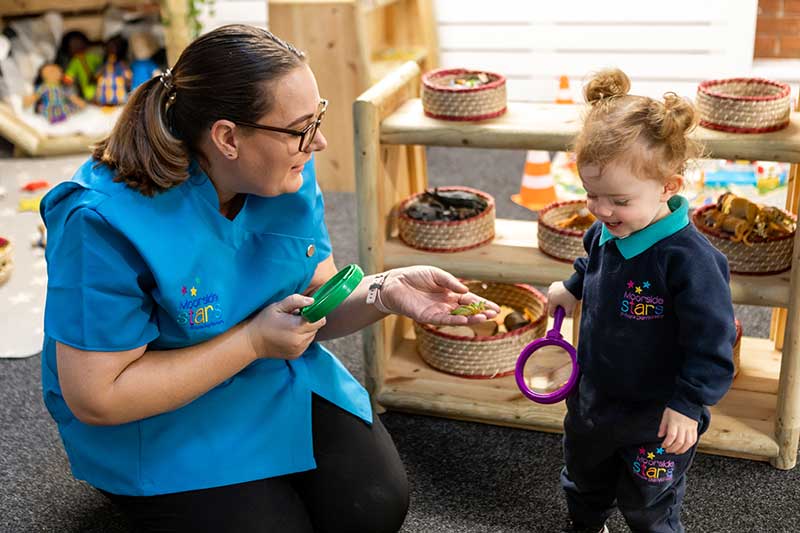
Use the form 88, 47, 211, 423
378, 266, 500, 325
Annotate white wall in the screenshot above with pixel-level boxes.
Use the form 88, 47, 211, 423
434, 0, 760, 102
199, 0, 268, 32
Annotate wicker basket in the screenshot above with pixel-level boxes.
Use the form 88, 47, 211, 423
397, 187, 495, 252
692, 204, 795, 275
538, 200, 592, 263
733, 319, 743, 378
696, 78, 791, 133
421, 68, 507, 121
414, 281, 547, 378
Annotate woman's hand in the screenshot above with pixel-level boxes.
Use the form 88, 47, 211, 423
378, 266, 500, 325
658, 407, 699, 454
546, 281, 578, 317
246, 294, 326, 359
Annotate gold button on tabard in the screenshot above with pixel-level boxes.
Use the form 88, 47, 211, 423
306, 244, 315, 257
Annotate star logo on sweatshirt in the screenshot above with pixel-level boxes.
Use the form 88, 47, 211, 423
639, 447, 646, 455
647, 452, 655, 459
635, 286, 643, 294
656, 447, 664, 455
643, 281, 651, 289
627, 280, 635, 289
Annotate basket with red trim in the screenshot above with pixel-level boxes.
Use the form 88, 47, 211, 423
696, 78, 791, 133
537, 200, 594, 263
414, 281, 547, 378
397, 186, 495, 253
421, 68, 507, 121
692, 203, 795, 275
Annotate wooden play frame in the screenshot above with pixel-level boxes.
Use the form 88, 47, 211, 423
0, 0, 191, 156
355, 61, 800, 469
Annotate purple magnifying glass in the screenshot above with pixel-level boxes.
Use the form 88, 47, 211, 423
515, 305, 580, 404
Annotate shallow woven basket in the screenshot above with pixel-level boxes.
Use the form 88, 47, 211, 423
538, 200, 591, 263
397, 187, 495, 252
696, 78, 791, 133
733, 319, 743, 378
692, 204, 795, 275
422, 68, 507, 121
414, 281, 547, 378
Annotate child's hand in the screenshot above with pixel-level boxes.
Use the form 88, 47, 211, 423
546, 281, 578, 317
658, 407, 698, 454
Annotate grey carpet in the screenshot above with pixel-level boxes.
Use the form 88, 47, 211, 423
0, 147, 793, 532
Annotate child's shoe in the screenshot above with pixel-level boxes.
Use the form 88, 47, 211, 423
561, 521, 609, 533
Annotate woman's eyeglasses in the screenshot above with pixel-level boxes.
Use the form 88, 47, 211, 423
235, 99, 328, 152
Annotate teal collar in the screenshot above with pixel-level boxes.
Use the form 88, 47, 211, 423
599, 195, 689, 259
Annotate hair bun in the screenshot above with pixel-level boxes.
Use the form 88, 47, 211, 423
656, 92, 697, 139
584, 68, 631, 105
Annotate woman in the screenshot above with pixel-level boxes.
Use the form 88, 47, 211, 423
41, 25, 498, 533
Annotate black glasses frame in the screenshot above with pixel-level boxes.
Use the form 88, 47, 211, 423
235, 99, 328, 152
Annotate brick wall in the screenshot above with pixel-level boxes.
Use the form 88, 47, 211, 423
755, 0, 800, 57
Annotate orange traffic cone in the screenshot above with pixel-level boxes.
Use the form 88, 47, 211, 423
511, 150, 558, 211
555, 75, 574, 104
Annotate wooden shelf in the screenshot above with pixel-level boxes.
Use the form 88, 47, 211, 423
380, 322, 781, 461
384, 219, 792, 308
355, 61, 800, 469
1, 0, 151, 17
380, 99, 800, 164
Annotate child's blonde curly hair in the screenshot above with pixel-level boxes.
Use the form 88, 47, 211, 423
573, 68, 704, 182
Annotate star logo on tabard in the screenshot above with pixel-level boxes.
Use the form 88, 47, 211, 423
627, 280, 635, 289
647, 452, 655, 459
643, 281, 651, 289
639, 447, 646, 455
656, 447, 664, 455
635, 286, 643, 294
191, 286, 197, 297
181, 286, 187, 295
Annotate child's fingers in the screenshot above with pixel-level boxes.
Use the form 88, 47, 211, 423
661, 425, 677, 451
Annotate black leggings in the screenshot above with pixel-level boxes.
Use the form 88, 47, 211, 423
103, 395, 409, 533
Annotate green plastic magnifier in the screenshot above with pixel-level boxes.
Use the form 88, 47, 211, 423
300, 264, 365, 322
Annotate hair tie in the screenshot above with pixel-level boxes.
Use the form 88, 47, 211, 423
159, 68, 174, 92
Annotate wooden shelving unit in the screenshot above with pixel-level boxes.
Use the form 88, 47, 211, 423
354, 61, 800, 469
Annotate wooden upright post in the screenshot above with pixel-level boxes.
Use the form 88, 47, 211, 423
354, 62, 425, 406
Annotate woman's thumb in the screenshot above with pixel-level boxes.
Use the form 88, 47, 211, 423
278, 293, 314, 313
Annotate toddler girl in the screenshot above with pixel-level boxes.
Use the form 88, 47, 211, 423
548, 68, 737, 533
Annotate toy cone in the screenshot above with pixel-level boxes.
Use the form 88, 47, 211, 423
555, 75, 574, 104
511, 150, 558, 211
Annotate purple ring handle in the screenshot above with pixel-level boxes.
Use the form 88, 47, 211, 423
514, 306, 580, 404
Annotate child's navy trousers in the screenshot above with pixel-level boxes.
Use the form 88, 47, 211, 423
561, 377, 707, 533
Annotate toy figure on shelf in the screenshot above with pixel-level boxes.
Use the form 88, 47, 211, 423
0, 237, 11, 286
129, 32, 161, 91
60, 31, 103, 102
95, 35, 131, 106
23, 64, 85, 123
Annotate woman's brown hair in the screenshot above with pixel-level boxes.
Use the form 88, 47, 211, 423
573, 68, 703, 182
93, 25, 306, 196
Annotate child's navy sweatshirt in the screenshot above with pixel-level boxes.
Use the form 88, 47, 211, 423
563, 196, 737, 421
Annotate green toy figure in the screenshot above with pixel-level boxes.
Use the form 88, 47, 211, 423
61, 31, 102, 101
